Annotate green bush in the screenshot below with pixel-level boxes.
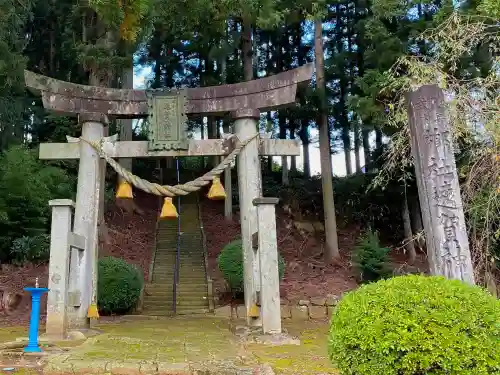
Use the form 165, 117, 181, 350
328, 275, 500, 375
218, 239, 285, 292
0, 146, 73, 263
97, 256, 143, 315
352, 230, 391, 282
10, 234, 50, 265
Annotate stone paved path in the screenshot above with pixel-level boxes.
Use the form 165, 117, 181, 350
1, 316, 337, 374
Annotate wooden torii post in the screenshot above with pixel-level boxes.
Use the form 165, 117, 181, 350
25, 64, 313, 329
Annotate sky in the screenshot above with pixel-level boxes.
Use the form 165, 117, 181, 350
134, 66, 367, 177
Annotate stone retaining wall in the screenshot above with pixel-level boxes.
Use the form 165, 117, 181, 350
214, 295, 340, 320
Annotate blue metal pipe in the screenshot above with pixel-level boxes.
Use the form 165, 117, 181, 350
24, 287, 49, 353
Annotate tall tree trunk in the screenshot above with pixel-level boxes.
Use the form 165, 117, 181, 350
296, 20, 310, 178
402, 192, 417, 264
208, 115, 217, 166
411, 195, 425, 250
315, 19, 340, 261
362, 129, 370, 170
289, 122, 297, 172
116, 64, 139, 214
298, 119, 311, 177
279, 112, 289, 186
376, 126, 383, 150
220, 52, 232, 221
335, 2, 351, 176
88, 30, 116, 250
354, 120, 361, 173
342, 126, 352, 175
266, 111, 273, 172
242, 18, 253, 81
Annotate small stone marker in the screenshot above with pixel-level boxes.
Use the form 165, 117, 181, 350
46, 199, 86, 339
407, 85, 475, 284
253, 197, 281, 334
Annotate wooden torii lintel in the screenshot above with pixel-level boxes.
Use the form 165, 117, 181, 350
39, 137, 300, 160
24, 64, 313, 118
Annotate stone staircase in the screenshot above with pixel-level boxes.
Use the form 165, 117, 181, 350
142, 194, 210, 316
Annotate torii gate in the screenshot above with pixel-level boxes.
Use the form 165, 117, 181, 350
25, 65, 313, 334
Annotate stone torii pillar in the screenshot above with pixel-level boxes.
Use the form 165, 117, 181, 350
71, 113, 106, 327
233, 109, 263, 323
25, 65, 313, 328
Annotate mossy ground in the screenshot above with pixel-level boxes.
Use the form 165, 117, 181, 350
1, 317, 337, 374
0, 327, 27, 344
249, 320, 335, 374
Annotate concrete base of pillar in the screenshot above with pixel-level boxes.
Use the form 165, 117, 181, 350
231, 324, 301, 346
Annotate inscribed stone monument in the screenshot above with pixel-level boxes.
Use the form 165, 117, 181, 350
407, 84, 475, 284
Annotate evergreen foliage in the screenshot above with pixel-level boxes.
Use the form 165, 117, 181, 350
97, 256, 143, 315
352, 230, 391, 282
0, 146, 73, 263
218, 238, 285, 293
328, 275, 500, 375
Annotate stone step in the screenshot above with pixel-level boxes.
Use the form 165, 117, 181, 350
154, 253, 203, 257
153, 264, 205, 270
145, 296, 207, 304
153, 256, 204, 262
152, 273, 205, 279
158, 224, 201, 230
176, 305, 209, 310
141, 308, 210, 316
155, 248, 203, 252
156, 234, 200, 238
144, 290, 173, 297
154, 255, 205, 268
146, 289, 207, 297
143, 303, 174, 310
148, 195, 209, 319
153, 267, 204, 273
145, 286, 207, 294
154, 254, 203, 259
143, 300, 208, 311
146, 283, 207, 290
143, 299, 173, 306
142, 309, 174, 316
176, 299, 209, 305
157, 227, 201, 231
156, 238, 203, 244
152, 271, 206, 278
152, 277, 206, 283
175, 308, 210, 315
152, 276, 206, 282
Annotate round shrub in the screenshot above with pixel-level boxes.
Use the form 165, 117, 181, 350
328, 275, 500, 375
97, 256, 143, 315
218, 239, 285, 292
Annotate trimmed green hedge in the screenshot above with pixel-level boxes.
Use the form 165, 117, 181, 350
97, 256, 143, 315
218, 238, 285, 292
328, 275, 500, 375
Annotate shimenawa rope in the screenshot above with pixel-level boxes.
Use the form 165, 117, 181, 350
79, 134, 257, 197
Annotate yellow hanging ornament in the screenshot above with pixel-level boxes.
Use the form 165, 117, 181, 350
248, 303, 260, 318
116, 181, 133, 199
160, 197, 178, 219
207, 177, 226, 200
87, 303, 99, 319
